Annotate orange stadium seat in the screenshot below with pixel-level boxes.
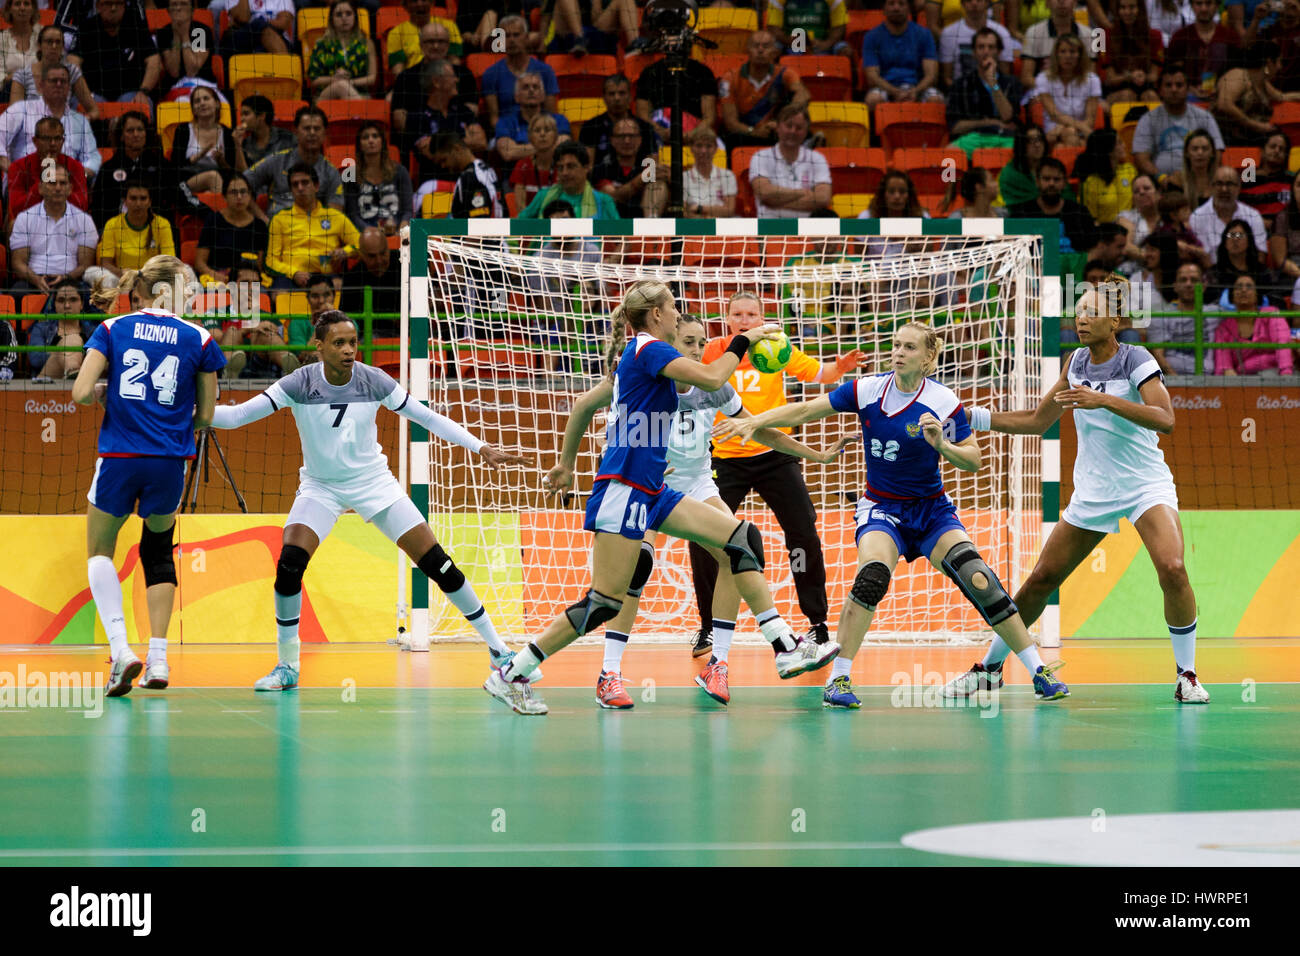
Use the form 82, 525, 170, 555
972, 147, 1012, 171
623, 53, 664, 87
875, 101, 946, 152
822, 146, 886, 194
99, 100, 150, 124
465, 53, 503, 79
682, 237, 760, 268
845, 10, 886, 56
1221, 147, 1261, 173
1054, 145, 1085, 179
272, 99, 309, 130
701, 53, 746, 80
1271, 102, 1300, 143
319, 99, 390, 147
894, 147, 967, 194
547, 54, 619, 100
782, 55, 852, 102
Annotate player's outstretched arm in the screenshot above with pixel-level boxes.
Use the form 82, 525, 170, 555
736, 405, 860, 463
1056, 375, 1175, 435
971, 365, 1069, 436
394, 396, 532, 468
70, 349, 108, 406
662, 324, 783, 391
211, 392, 280, 429
714, 394, 838, 446
545, 379, 614, 493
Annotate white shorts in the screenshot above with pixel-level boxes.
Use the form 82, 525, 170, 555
1061, 482, 1179, 535
665, 470, 722, 503
287, 469, 417, 542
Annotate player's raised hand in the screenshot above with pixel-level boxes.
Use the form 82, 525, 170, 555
1055, 385, 1109, 410
918, 411, 944, 448
819, 434, 860, 462
714, 417, 757, 445
743, 323, 785, 343
834, 349, 869, 375
542, 462, 574, 495
478, 445, 532, 468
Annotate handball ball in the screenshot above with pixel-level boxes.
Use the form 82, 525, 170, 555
749, 332, 792, 374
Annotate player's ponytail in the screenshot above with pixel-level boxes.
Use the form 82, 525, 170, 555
90, 269, 141, 312
605, 280, 671, 375
901, 320, 943, 376
605, 305, 629, 376
90, 255, 190, 313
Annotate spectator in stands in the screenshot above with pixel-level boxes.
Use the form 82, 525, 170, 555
345, 122, 413, 236
1010, 157, 1100, 252
749, 105, 831, 219
720, 30, 812, 150
1019, 0, 1090, 89
1239, 130, 1294, 230
1214, 41, 1300, 144
1148, 259, 1219, 375
947, 26, 1023, 157
863, 0, 943, 108
496, 72, 572, 166
944, 166, 1002, 218
1214, 274, 1293, 375
154, 0, 218, 98
215, 0, 294, 58
8, 25, 99, 118
999, 122, 1052, 207
454, 0, 532, 54
10, 163, 97, 292
233, 95, 295, 170
265, 162, 360, 294
28, 279, 96, 382
389, 0, 452, 78
0, 0, 38, 90
766, 0, 850, 55
1152, 187, 1212, 267
95, 180, 177, 283
1035, 34, 1102, 147
537, 0, 638, 56
868, 168, 925, 218
1119, 171, 1160, 253
407, 59, 477, 200
170, 85, 244, 197
1101, 0, 1165, 106
1076, 128, 1138, 223
1132, 67, 1224, 180
1264, 0, 1299, 93
1206, 215, 1283, 300
0, 64, 100, 180
55, 0, 148, 48
518, 140, 619, 218
1144, 0, 1195, 46
431, 131, 506, 217
90, 109, 179, 225
307, 0, 378, 101
683, 122, 737, 218
390, 23, 477, 136
579, 74, 658, 165
229, 315, 300, 379
1190, 166, 1268, 257
482, 15, 560, 131
72, 0, 163, 106
635, 50, 718, 138
340, 226, 401, 332
5, 116, 89, 229
939, 0, 1013, 88
1167, 0, 1242, 105
195, 173, 269, 285
1167, 128, 1218, 207
1131, 232, 1177, 308
510, 113, 560, 215
1227, 0, 1280, 47
245, 105, 344, 216
1269, 176, 1300, 283
593, 116, 664, 218
923, 0, 966, 47
1091, 221, 1132, 271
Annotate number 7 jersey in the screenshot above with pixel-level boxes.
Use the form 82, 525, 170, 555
86, 308, 227, 459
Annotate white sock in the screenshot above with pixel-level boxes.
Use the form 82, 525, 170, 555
603, 631, 629, 673
502, 642, 544, 681
445, 581, 509, 655
1170, 618, 1197, 673
274, 589, 302, 669
982, 635, 1011, 670
756, 608, 796, 652
1016, 643, 1045, 675
711, 618, 735, 663
87, 556, 129, 658
147, 637, 168, 665
827, 656, 853, 684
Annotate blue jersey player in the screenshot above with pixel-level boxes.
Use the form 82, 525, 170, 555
718, 321, 1069, 710
71, 257, 224, 698
486, 280, 842, 715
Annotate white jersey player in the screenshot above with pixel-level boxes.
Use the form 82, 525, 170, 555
950, 279, 1208, 703
210, 311, 530, 691
544, 316, 856, 708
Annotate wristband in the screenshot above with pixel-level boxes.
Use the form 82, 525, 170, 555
969, 406, 992, 431
725, 334, 751, 360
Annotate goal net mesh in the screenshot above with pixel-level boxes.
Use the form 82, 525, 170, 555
414, 231, 1043, 645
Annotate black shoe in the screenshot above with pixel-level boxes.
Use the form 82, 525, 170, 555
804, 622, 830, 645
690, 628, 713, 658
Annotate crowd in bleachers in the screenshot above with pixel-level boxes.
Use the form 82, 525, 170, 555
0, 0, 1297, 382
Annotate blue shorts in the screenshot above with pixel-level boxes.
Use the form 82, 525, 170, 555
584, 478, 684, 541
88, 457, 187, 518
854, 493, 965, 563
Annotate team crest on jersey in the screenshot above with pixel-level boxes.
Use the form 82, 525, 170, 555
320, 218, 331, 230
905, 421, 922, 437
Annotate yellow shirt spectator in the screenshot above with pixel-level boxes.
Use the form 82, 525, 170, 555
98, 212, 176, 272
1081, 162, 1137, 224
766, 0, 848, 40
387, 17, 462, 70
265, 201, 361, 279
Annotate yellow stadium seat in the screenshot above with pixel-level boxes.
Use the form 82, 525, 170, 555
808, 101, 870, 149
558, 97, 604, 141
658, 144, 727, 169
831, 193, 872, 218
421, 191, 453, 217
275, 290, 339, 317
1290, 146, 1300, 173
694, 7, 758, 55
156, 101, 235, 156
298, 6, 372, 67
229, 54, 303, 111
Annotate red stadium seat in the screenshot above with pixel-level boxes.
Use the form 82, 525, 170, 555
465, 53, 503, 79
546, 54, 619, 100
845, 10, 886, 57
822, 146, 886, 194
893, 147, 968, 195
272, 99, 308, 130
1053, 144, 1085, 178
972, 147, 1013, 171
731, 145, 764, 217
782, 55, 852, 102
681, 237, 760, 268
701, 53, 746, 80
1221, 147, 1261, 173
875, 102, 947, 152
1270, 102, 1300, 144
623, 52, 664, 87
319, 100, 390, 147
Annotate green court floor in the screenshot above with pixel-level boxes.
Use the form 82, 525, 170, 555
2, 685, 1298, 866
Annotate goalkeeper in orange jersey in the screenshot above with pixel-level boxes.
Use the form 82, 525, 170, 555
687, 291, 869, 658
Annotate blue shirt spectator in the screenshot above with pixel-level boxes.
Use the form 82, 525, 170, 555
482, 58, 559, 116
862, 10, 937, 88
494, 108, 571, 148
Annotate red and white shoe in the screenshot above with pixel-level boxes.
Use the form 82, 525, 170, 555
695, 658, 730, 705
596, 670, 634, 710
1175, 669, 1209, 704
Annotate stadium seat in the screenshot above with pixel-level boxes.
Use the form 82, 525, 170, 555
1054, 144, 1085, 177
808, 101, 870, 148
875, 102, 946, 152
272, 99, 308, 130
972, 147, 1013, 171
781, 55, 852, 102
465, 53, 503, 79
195, 192, 225, 212
298, 6, 372, 67
1221, 147, 1261, 173
376, 6, 408, 40
505, 191, 519, 217
623, 53, 664, 88
694, 8, 758, 56
658, 144, 727, 169
918, 194, 954, 217
894, 147, 967, 195
845, 10, 886, 56
701, 53, 746, 80
1271, 102, 1300, 144
326, 143, 401, 168
731, 145, 764, 217
370, 337, 402, 376
682, 236, 760, 268
98, 147, 114, 165
21, 293, 46, 316
1291, 146, 1300, 173
1110, 101, 1150, 155
276, 291, 339, 316
421, 191, 453, 217
831, 193, 872, 218
0, 296, 15, 330
822, 146, 886, 194
557, 97, 604, 141
211, 54, 226, 92
319, 100, 390, 147
145, 9, 169, 31
229, 54, 303, 111
98, 100, 150, 124
547, 54, 619, 100
455, 344, 540, 381
156, 101, 235, 155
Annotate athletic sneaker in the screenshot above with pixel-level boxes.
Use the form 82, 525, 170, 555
695, 658, 730, 704
804, 622, 830, 645
104, 649, 143, 698
1175, 669, 1210, 704
483, 668, 548, 715
690, 628, 713, 659
1032, 662, 1069, 701
253, 663, 299, 692
490, 648, 543, 684
774, 637, 841, 679
141, 660, 170, 689
596, 670, 634, 710
941, 662, 1005, 699
823, 675, 861, 709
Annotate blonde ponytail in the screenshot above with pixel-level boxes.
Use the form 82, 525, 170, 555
90, 269, 139, 312
89, 255, 190, 313
604, 280, 672, 376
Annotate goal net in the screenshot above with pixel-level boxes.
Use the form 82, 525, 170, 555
402, 222, 1045, 647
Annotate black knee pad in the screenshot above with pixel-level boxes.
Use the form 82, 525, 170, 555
725, 520, 765, 574
942, 541, 1018, 626
139, 524, 177, 588
275, 544, 312, 597
850, 560, 891, 610
417, 542, 466, 594
564, 589, 623, 636
626, 542, 655, 598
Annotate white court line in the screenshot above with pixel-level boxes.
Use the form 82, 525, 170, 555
221, 709, 259, 714
300, 709, 338, 713
0, 841, 901, 860
377, 709, 416, 714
